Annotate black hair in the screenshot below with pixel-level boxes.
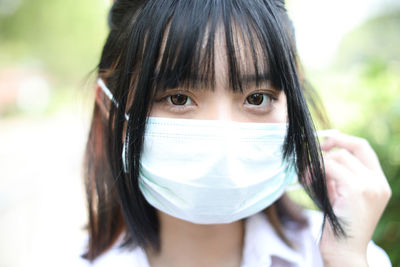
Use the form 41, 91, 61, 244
83, 0, 345, 261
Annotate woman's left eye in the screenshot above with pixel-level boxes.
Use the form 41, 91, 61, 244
168, 94, 192, 106
245, 93, 270, 106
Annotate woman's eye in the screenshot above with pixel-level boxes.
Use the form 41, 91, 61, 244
168, 94, 192, 105
245, 93, 268, 105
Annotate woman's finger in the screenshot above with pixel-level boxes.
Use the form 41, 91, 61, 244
320, 131, 381, 170
323, 157, 353, 198
325, 166, 337, 205
324, 148, 366, 175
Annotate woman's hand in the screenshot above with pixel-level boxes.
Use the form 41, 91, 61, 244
318, 131, 391, 267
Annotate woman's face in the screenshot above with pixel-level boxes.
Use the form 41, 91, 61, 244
149, 42, 288, 123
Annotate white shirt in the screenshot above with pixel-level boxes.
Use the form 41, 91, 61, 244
78, 210, 391, 267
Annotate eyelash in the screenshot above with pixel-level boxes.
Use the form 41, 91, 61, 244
244, 92, 278, 105
154, 91, 196, 113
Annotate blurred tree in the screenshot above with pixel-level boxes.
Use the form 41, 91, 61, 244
335, 11, 400, 69
0, 0, 109, 82
0, 0, 110, 116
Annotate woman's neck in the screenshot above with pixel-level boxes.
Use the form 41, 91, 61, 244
146, 211, 244, 267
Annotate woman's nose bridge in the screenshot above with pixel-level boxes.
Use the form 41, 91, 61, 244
214, 103, 233, 121
205, 91, 236, 121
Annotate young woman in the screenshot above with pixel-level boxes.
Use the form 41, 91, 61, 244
81, 0, 392, 266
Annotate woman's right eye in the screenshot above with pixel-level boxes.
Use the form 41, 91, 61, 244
168, 94, 192, 105
152, 91, 197, 115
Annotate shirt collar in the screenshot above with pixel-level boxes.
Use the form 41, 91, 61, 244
242, 212, 306, 267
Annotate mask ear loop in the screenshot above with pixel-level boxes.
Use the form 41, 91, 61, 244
95, 80, 111, 120
97, 78, 130, 121
97, 78, 130, 173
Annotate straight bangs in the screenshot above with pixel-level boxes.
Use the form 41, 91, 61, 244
150, 0, 289, 95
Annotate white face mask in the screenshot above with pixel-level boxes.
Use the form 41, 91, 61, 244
98, 78, 298, 225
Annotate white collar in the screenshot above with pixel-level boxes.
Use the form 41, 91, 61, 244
241, 212, 320, 267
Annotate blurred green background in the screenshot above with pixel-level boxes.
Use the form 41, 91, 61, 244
0, 0, 398, 266
311, 10, 400, 264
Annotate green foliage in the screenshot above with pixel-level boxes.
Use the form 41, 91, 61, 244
0, 0, 109, 81
0, 0, 110, 117
334, 11, 400, 70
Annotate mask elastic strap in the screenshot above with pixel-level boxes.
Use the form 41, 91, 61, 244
97, 78, 130, 121
97, 78, 130, 173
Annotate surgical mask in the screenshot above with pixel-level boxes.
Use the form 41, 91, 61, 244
97, 78, 298, 224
